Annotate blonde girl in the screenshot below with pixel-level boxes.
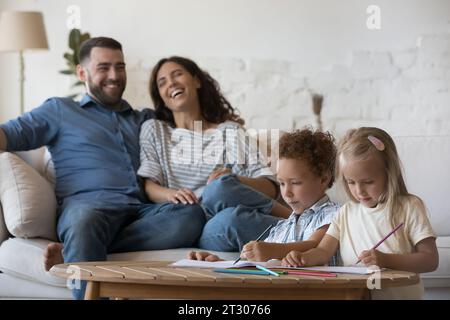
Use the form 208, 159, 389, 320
282, 127, 438, 299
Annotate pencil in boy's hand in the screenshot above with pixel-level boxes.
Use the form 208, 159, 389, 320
355, 222, 404, 265
233, 224, 273, 265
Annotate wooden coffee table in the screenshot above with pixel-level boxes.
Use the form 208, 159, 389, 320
50, 260, 419, 300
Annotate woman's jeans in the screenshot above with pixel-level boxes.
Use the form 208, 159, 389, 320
198, 174, 281, 252
57, 200, 205, 299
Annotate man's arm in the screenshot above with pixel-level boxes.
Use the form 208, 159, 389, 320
0, 128, 7, 150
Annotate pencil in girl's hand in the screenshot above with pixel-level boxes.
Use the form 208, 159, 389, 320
233, 224, 273, 265
355, 222, 404, 265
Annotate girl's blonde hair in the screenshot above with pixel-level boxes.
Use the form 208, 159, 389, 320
337, 127, 424, 231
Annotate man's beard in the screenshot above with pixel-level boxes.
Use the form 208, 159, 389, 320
87, 78, 125, 108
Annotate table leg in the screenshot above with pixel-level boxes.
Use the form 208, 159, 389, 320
344, 288, 367, 300
84, 281, 100, 300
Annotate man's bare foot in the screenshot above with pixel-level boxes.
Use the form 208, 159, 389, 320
44, 242, 64, 271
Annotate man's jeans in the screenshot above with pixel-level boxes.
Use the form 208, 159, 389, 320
198, 174, 281, 252
57, 200, 205, 299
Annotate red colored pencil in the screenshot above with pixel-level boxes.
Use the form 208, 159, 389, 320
285, 270, 337, 277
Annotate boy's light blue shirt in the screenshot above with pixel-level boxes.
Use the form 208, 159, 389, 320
264, 195, 341, 265
0, 94, 154, 207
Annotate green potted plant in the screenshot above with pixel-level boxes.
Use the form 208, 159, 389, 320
60, 28, 91, 99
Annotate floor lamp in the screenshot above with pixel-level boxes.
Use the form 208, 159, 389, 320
0, 11, 49, 114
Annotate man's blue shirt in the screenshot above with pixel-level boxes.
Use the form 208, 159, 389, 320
0, 94, 155, 207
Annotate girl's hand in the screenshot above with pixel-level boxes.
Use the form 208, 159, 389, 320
207, 167, 232, 184
282, 250, 307, 267
167, 188, 198, 204
187, 251, 221, 262
357, 249, 386, 268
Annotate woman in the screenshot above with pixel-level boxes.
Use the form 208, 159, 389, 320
138, 56, 290, 251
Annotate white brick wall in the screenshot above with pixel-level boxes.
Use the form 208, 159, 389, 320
1, 0, 449, 139
122, 33, 450, 138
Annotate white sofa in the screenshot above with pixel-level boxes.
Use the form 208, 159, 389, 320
0, 135, 449, 299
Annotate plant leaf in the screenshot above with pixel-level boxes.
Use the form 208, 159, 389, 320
63, 53, 75, 65
73, 50, 79, 65
59, 70, 74, 75
75, 33, 91, 64
69, 28, 81, 50
71, 80, 84, 88
80, 33, 91, 43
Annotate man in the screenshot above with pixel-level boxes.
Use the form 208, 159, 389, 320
0, 37, 205, 299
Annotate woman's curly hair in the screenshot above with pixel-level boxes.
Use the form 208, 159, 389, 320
149, 56, 244, 127
279, 128, 337, 188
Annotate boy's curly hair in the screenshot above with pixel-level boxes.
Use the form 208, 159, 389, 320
278, 128, 337, 188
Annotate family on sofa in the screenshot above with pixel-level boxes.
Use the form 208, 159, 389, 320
0, 37, 439, 300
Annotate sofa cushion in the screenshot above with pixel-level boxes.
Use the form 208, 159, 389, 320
42, 147, 56, 187
0, 236, 448, 291
0, 237, 239, 287
14, 149, 45, 176
0, 152, 57, 240
108, 248, 239, 262
0, 272, 72, 299
0, 238, 67, 287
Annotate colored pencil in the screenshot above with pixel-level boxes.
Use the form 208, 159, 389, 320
255, 264, 280, 277
228, 268, 286, 275
213, 269, 273, 276
284, 270, 337, 278
270, 268, 337, 277
355, 222, 404, 264
232, 224, 273, 265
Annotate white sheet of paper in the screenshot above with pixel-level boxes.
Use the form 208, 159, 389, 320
169, 259, 272, 269
169, 259, 377, 274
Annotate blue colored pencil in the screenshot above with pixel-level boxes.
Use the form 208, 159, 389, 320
213, 269, 271, 276
255, 264, 280, 277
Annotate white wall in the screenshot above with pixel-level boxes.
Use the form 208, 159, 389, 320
0, 0, 449, 137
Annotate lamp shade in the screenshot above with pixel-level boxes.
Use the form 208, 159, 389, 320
0, 11, 49, 52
